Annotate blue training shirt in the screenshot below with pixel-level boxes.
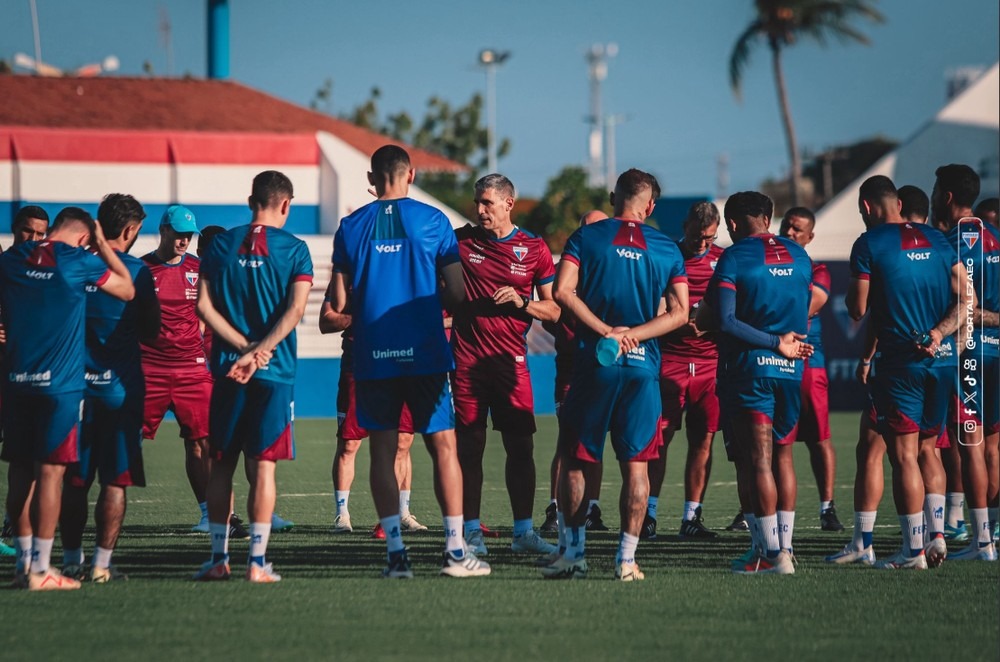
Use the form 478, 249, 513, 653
561, 218, 687, 375
709, 233, 812, 380
200, 223, 314, 384
850, 221, 958, 370
333, 197, 460, 380
85, 251, 156, 399
0, 240, 110, 394
949, 218, 1000, 359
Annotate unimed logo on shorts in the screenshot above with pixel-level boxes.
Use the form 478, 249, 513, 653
372, 347, 415, 361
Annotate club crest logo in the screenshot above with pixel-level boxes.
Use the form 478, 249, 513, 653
512, 245, 528, 262
186, 272, 199, 286
962, 232, 979, 249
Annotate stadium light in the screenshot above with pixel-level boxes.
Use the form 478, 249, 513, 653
478, 49, 511, 174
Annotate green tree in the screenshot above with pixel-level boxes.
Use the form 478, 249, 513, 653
518, 166, 611, 253
321, 86, 512, 216
729, 0, 884, 206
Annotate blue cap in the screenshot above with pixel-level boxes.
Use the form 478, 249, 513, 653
160, 205, 199, 234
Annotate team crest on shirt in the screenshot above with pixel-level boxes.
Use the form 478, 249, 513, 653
962, 232, 979, 249
710, 260, 718, 270
186, 272, 199, 286
512, 245, 529, 262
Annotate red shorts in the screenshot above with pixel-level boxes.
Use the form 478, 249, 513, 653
336, 369, 413, 440
453, 356, 536, 434
796, 366, 831, 443
142, 369, 213, 441
659, 359, 719, 437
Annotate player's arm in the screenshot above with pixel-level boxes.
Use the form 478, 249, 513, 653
716, 285, 812, 359
846, 278, 868, 321
809, 283, 829, 317
232, 279, 312, 383
923, 262, 976, 356
494, 282, 560, 322
855, 322, 878, 384
627, 281, 689, 343
554, 258, 611, 337
439, 261, 465, 310
196, 276, 250, 352
320, 280, 351, 334
92, 221, 135, 302
974, 307, 999, 328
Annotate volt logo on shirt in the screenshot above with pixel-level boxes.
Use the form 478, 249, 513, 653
617, 248, 643, 260
906, 252, 932, 261
769, 267, 793, 276
375, 243, 403, 254
25, 270, 54, 280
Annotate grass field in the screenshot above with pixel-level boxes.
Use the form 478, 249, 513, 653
2, 412, 998, 660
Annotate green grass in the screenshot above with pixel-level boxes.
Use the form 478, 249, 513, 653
2, 413, 998, 660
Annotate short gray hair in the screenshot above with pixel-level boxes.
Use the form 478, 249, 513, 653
474, 173, 516, 200
684, 201, 720, 231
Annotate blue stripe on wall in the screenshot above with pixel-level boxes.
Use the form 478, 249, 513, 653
2, 202, 319, 236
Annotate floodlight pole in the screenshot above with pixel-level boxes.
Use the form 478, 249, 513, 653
479, 49, 509, 175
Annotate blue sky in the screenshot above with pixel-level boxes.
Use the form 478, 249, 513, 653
2, 0, 998, 197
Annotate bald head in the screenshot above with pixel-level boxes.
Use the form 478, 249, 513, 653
579, 209, 607, 226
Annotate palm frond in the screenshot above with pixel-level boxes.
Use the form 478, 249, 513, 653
729, 21, 764, 100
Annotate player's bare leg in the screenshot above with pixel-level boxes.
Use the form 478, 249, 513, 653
331, 437, 361, 532
58, 481, 89, 573
90, 484, 127, 581
917, 436, 947, 553
185, 437, 211, 505
614, 460, 648, 580
951, 427, 997, 559
772, 443, 797, 554
500, 432, 536, 522
940, 438, 968, 539
881, 431, 933, 566
679, 428, 717, 539
396, 432, 425, 531
987, 432, 1000, 533
643, 425, 672, 539
805, 438, 836, 507
6, 462, 35, 579
456, 426, 487, 522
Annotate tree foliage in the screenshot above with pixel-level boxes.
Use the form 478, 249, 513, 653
324, 85, 512, 217
518, 166, 612, 253
728, 0, 884, 205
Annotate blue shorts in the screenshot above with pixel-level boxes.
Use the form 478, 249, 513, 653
718, 377, 802, 461
0, 390, 83, 464
872, 365, 951, 437
210, 379, 295, 461
558, 364, 662, 463
356, 373, 455, 435
72, 386, 146, 488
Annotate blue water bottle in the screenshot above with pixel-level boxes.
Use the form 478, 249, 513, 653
596, 337, 621, 366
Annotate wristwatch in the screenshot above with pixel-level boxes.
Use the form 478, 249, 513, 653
521, 294, 530, 309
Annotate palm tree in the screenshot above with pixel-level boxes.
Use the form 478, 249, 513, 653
729, 0, 884, 206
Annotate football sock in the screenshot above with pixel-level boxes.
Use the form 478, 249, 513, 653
617, 532, 639, 565
820, 500, 832, 515
513, 518, 533, 538
853, 511, 877, 549
30, 537, 54, 574
15, 536, 32, 574
971, 508, 991, 547
902, 513, 924, 557
683, 501, 700, 522
549, 498, 557, 507
249, 522, 271, 566
198, 501, 209, 519
63, 547, 84, 566
646, 496, 659, 520
93, 546, 113, 570
381, 515, 404, 554
945, 492, 965, 529
587, 499, 600, 515
556, 510, 567, 553
745, 513, 759, 550
210, 522, 229, 563
777, 510, 795, 551
463, 519, 481, 538
399, 490, 411, 518
335, 490, 350, 517
759, 514, 780, 557
443, 515, 464, 555
566, 526, 586, 560
989, 507, 999, 537
925, 493, 946, 537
